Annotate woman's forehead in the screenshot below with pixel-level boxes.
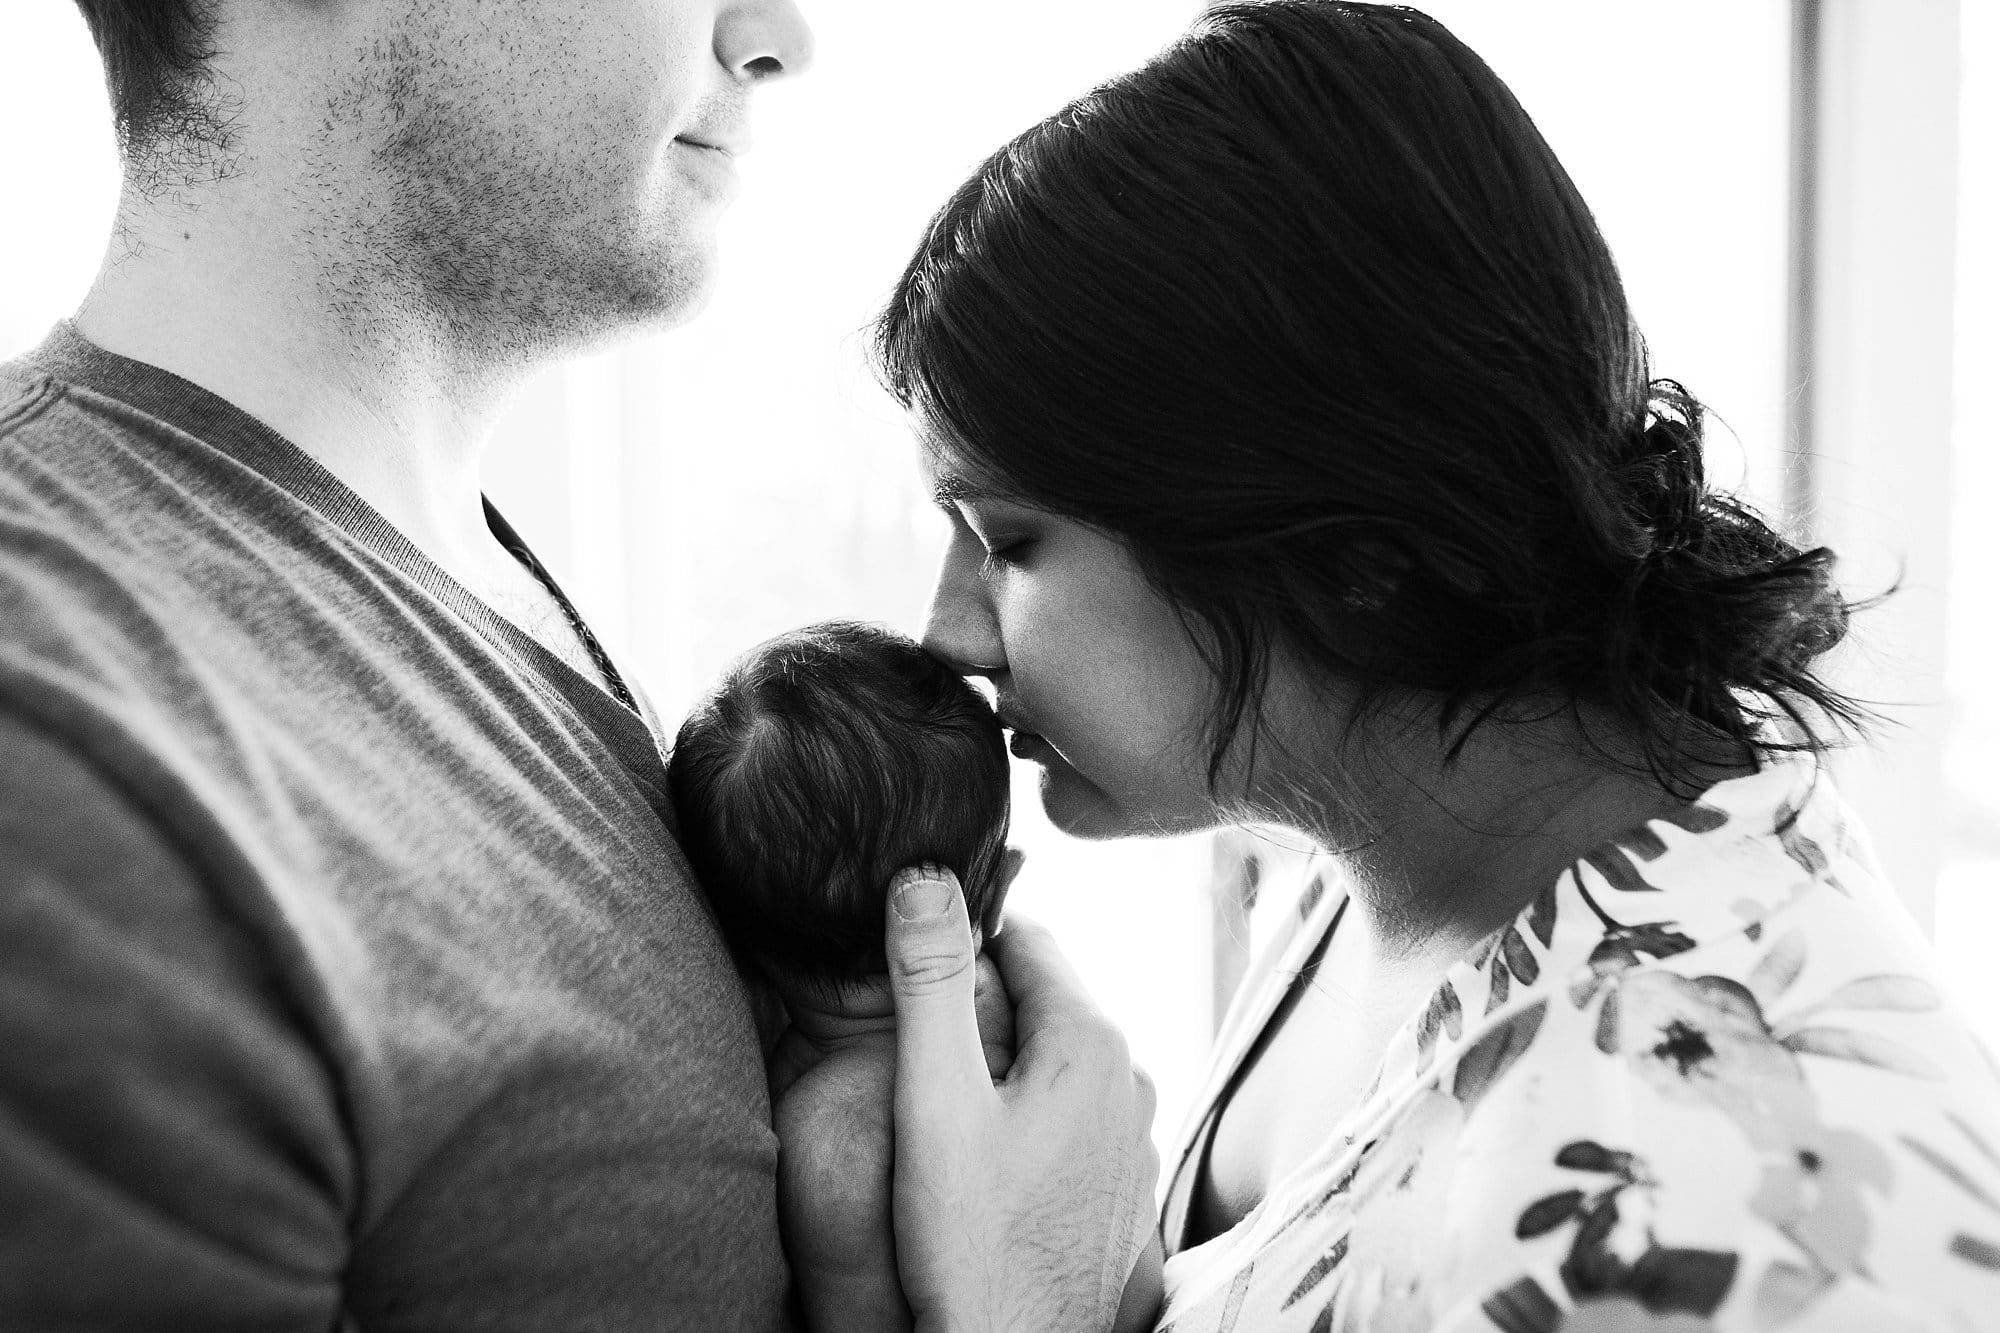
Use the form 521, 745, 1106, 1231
914, 428, 1001, 503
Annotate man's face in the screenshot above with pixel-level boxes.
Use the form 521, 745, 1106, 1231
317, 0, 811, 352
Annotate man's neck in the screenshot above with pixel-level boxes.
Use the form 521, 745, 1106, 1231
73, 184, 536, 584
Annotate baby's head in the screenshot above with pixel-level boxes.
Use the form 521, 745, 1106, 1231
668, 621, 1011, 999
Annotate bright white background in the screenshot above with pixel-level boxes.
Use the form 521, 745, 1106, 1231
3, 1, 1993, 1151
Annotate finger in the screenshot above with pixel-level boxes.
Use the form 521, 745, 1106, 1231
989, 916, 1144, 1105
1132, 1062, 1158, 1129
973, 954, 1016, 1080
985, 913, 1103, 1037
999, 846, 1027, 891
885, 865, 994, 1107
985, 847, 1028, 939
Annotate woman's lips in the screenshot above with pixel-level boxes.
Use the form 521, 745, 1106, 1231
997, 705, 1050, 759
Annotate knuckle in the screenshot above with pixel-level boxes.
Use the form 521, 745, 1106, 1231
1083, 1021, 1131, 1071
890, 946, 975, 991
1000, 913, 1052, 948
1132, 1063, 1158, 1117
1051, 1015, 1113, 1064
972, 953, 1008, 999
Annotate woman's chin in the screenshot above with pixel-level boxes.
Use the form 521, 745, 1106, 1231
1039, 788, 1133, 840
1029, 753, 1211, 842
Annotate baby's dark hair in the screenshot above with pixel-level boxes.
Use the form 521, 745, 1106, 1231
668, 621, 1011, 990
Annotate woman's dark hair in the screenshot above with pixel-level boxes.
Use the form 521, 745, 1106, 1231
875, 0, 1864, 792
69, 0, 229, 169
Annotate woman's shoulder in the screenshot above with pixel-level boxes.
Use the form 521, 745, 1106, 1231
1158, 760, 2000, 1332
1424, 759, 2000, 1329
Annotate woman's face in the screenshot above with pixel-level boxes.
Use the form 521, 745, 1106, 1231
917, 451, 1231, 840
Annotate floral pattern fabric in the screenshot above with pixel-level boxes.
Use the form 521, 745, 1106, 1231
1156, 760, 2000, 1332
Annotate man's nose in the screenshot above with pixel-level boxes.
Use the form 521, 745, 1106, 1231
717, 0, 815, 83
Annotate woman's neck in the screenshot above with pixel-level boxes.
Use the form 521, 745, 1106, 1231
1277, 705, 1754, 971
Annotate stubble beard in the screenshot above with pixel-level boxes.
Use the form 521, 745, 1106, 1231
301, 36, 716, 388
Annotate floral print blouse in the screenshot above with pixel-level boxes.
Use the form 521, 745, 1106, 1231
1155, 759, 2000, 1332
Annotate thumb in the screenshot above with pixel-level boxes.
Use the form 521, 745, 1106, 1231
885, 865, 993, 1107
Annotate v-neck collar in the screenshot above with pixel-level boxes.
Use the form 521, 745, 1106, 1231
1161, 871, 1350, 1255
1161, 758, 1830, 1263
22, 321, 669, 779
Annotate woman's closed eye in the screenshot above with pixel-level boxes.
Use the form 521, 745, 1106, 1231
947, 501, 1038, 574
978, 534, 1035, 573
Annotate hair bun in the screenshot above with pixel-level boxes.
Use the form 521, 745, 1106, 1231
1628, 382, 1706, 560
1606, 383, 1859, 748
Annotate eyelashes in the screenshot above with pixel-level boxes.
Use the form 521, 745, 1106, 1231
946, 504, 1035, 575
979, 537, 1034, 575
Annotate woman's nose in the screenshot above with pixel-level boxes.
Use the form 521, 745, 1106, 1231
921, 545, 1005, 677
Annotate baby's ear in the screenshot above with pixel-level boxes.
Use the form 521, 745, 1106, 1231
980, 847, 1026, 942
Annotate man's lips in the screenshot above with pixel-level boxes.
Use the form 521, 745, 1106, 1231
674, 133, 746, 158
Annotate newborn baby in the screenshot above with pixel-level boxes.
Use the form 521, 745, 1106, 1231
667, 621, 1014, 1331
671, 620, 1163, 1331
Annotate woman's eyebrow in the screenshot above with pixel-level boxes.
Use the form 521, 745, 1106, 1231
931, 474, 985, 508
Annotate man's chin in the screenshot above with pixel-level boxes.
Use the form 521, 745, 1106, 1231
604, 240, 721, 334
544, 231, 721, 353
